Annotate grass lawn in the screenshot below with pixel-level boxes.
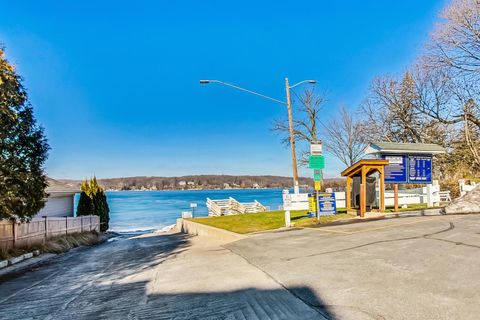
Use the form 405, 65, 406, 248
189, 203, 442, 234
190, 209, 355, 234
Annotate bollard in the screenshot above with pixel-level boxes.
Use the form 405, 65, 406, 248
285, 210, 291, 227
394, 184, 399, 212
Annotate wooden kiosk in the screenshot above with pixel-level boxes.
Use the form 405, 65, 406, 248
341, 159, 389, 217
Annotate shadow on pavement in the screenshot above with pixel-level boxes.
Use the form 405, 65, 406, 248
3, 279, 334, 319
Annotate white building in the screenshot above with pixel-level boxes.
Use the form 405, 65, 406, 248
178, 181, 187, 187
35, 178, 80, 218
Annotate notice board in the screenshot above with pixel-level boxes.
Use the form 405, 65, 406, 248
382, 154, 432, 184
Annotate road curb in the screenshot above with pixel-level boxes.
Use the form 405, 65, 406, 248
0, 253, 57, 281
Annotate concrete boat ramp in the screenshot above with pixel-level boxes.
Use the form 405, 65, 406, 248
0, 230, 324, 320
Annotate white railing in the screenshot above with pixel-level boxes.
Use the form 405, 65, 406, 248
206, 197, 267, 216
459, 179, 477, 196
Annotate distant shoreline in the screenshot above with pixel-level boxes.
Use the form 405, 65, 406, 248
105, 187, 286, 192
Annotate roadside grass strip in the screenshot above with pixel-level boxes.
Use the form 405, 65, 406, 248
190, 210, 354, 234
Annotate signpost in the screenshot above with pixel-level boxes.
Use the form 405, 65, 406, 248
282, 189, 292, 227
317, 192, 337, 215
309, 140, 330, 219
190, 203, 198, 218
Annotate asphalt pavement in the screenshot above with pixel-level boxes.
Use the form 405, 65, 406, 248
227, 214, 480, 319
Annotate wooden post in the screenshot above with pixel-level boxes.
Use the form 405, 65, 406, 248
285, 78, 299, 193
394, 184, 399, 212
346, 176, 352, 211
65, 217, 68, 236
379, 167, 385, 212
43, 216, 48, 244
12, 220, 17, 248
360, 167, 367, 217
360, 184, 366, 217
44, 216, 48, 243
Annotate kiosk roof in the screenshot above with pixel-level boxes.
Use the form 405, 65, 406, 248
365, 142, 446, 155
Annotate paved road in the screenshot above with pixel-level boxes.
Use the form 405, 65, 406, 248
2, 214, 479, 319
0, 231, 323, 320
227, 214, 480, 319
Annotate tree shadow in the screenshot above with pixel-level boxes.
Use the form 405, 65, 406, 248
0, 232, 192, 296
3, 279, 334, 319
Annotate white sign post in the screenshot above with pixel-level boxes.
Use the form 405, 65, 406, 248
310, 140, 323, 156
282, 189, 292, 227
190, 203, 197, 218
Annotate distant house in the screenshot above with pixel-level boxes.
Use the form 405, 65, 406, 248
178, 181, 187, 187
35, 178, 80, 218
187, 181, 195, 187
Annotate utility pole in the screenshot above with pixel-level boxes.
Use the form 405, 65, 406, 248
200, 78, 316, 194
285, 78, 299, 194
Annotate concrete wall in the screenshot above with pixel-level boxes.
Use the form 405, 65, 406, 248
176, 218, 246, 243
36, 193, 75, 218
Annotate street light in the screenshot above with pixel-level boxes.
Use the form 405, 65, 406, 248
200, 78, 316, 194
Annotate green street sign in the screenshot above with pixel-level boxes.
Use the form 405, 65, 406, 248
309, 155, 325, 169
313, 169, 322, 181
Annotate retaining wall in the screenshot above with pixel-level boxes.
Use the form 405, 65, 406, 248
176, 218, 246, 243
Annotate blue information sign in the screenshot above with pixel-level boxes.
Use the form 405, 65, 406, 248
382, 154, 433, 184
382, 155, 408, 183
408, 155, 432, 183
317, 192, 337, 215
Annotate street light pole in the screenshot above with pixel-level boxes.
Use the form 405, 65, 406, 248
285, 78, 299, 194
200, 78, 316, 194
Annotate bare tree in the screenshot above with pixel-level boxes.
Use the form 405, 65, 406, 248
428, 0, 480, 74
322, 106, 367, 167
272, 88, 326, 165
360, 71, 446, 144
415, 0, 480, 167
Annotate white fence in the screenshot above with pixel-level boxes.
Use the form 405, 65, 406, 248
206, 197, 267, 216
0, 215, 100, 250
281, 187, 438, 211
459, 179, 477, 196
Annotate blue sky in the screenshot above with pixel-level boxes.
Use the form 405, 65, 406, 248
0, 0, 445, 179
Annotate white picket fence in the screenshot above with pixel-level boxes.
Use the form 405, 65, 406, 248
206, 197, 267, 216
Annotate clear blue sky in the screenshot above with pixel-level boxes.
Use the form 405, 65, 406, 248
0, 0, 445, 180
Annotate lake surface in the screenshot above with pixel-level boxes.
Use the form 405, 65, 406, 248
76, 189, 285, 233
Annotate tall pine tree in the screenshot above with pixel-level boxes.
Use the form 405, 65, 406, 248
0, 47, 49, 221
